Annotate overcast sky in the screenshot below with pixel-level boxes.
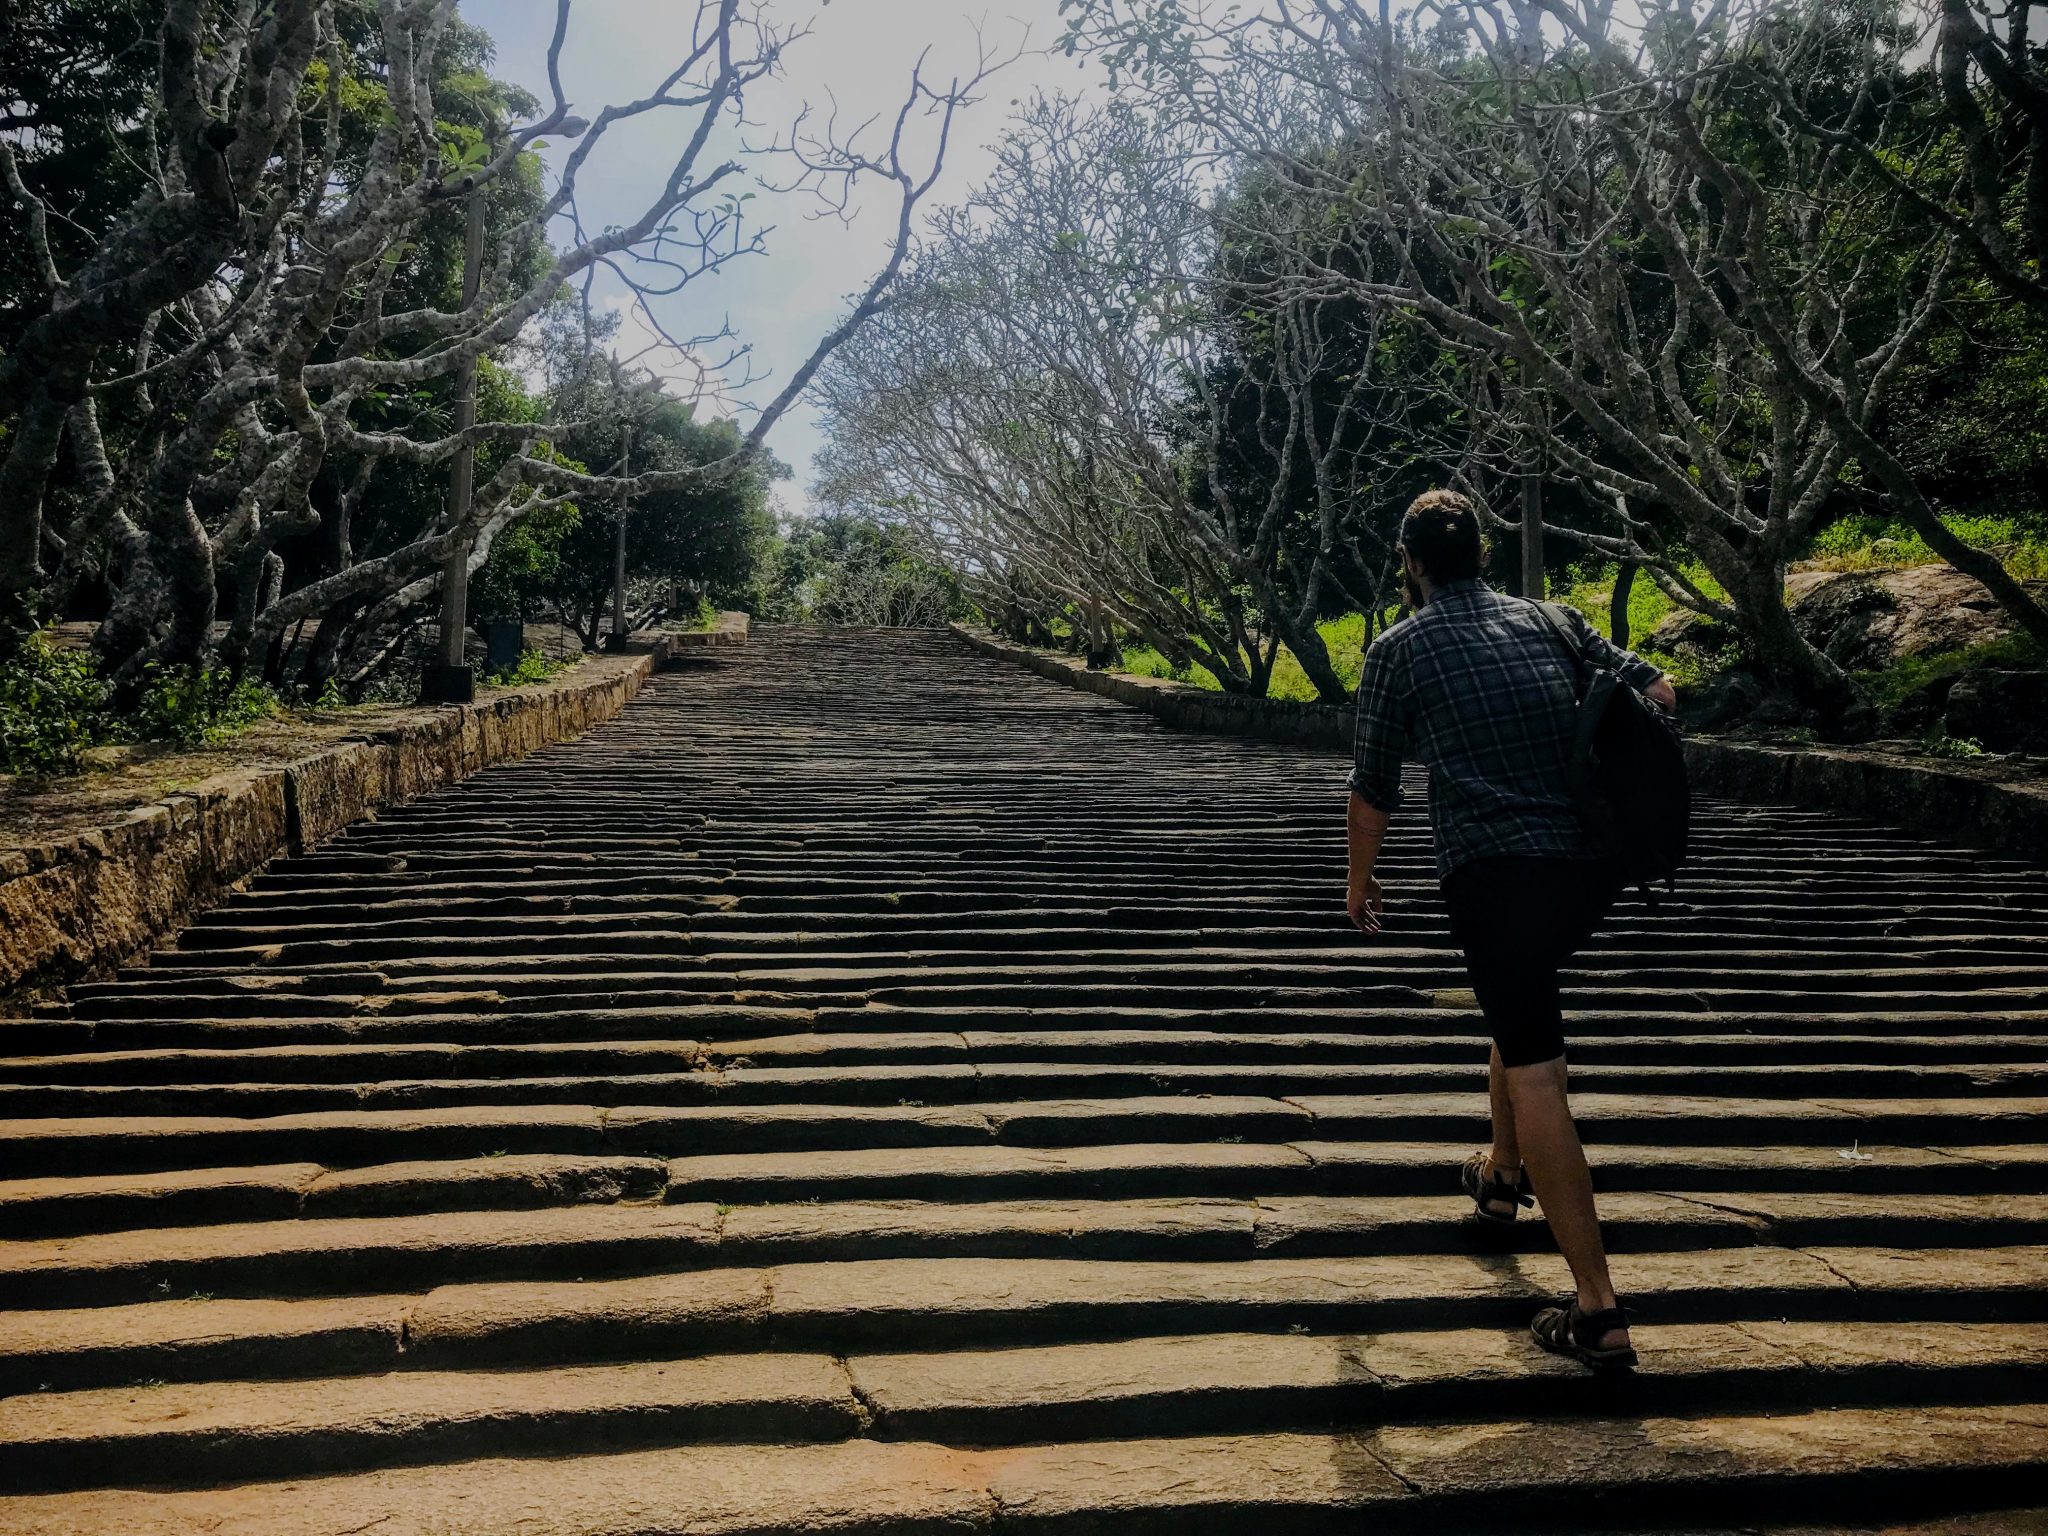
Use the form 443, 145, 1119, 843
481, 0, 1100, 518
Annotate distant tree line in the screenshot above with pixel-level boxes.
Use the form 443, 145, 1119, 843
0, 0, 1002, 700
813, 0, 2048, 719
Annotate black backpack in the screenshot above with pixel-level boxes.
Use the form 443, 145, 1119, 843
1532, 601, 1692, 895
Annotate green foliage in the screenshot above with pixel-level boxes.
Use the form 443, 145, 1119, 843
748, 515, 970, 627
1553, 560, 1728, 647
1854, 633, 2046, 713
1118, 615, 1376, 701
1925, 733, 1987, 760
488, 651, 570, 687
1805, 512, 2048, 580
134, 667, 279, 750
0, 634, 112, 776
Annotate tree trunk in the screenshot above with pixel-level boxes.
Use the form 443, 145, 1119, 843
1611, 561, 1637, 649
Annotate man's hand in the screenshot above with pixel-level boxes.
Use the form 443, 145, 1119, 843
1348, 873, 1385, 935
1646, 675, 1678, 715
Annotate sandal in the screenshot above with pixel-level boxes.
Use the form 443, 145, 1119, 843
1460, 1151, 1533, 1226
1531, 1299, 1638, 1372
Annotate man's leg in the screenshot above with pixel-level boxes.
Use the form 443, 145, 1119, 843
1488, 1044, 1520, 1171
1504, 1054, 1629, 1350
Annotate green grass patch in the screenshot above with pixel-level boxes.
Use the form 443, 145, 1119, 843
488, 650, 572, 687
1118, 614, 1378, 703
1552, 561, 1728, 646
1807, 512, 2048, 580
1853, 632, 2046, 713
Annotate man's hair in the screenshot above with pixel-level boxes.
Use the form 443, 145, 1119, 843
1398, 489, 1485, 585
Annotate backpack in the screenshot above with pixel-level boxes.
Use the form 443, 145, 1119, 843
1531, 601, 1692, 895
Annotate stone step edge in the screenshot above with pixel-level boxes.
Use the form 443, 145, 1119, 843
5, 1399, 2047, 1535
4, 1321, 2046, 1496
2, 1243, 2040, 1395
0, 645, 711, 1003
3, 1190, 2045, 1307
945, 623, 2048, 869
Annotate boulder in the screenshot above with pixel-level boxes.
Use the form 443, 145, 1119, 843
1785, 565, 2033, 671
1944, 669, 2048, 754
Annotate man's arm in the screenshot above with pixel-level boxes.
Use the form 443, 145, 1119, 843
1348, 791, 1391, 934
1347, 635, 1408, 935
1566, 607, 1678, 713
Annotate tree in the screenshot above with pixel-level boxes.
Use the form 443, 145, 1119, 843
814, 96, 1439, 701
0, 0, 1006, 692
1060, 0, 2048, 715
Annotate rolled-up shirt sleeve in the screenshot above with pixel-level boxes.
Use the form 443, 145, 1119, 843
1349, 634, 1410, 814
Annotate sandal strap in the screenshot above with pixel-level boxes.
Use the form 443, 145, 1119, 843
1570, 1302, 1632, 1348
1466, 1153, 1533, 1207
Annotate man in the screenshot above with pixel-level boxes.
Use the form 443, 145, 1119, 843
1346, 488, 1677, 1372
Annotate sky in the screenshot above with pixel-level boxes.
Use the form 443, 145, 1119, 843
477, 0, 1103, 518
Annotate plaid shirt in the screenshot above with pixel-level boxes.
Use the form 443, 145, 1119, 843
1349, 580, 1664, 880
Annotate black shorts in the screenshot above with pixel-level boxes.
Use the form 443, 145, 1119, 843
1441, 855, 1624, 1068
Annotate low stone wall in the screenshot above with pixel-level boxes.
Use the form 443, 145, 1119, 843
947, 625, 1349, 750
952, 622, 2048, 865
1683, 739, 2048, 864
0, 632, 736, 1003
666, 611, 750, 649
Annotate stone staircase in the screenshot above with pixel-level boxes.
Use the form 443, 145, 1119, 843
2, 625, 2046, 1533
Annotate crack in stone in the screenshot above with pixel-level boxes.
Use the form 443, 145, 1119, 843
1660, 1190, 1778, 1242
1726, 1318, 1818, 1371
1791, 1247, 1866, 1291
1275, 1095, 1323, 1129
833, 1353, 882, 1435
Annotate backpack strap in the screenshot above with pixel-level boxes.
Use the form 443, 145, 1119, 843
1528, 599, 1614, 773
1532, 601, 1589, 683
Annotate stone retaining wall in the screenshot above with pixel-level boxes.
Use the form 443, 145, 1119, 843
0, 620, 749, 1002
1680, 738, 2048, 864
951, 621, 2048, 865
947, 625, 1349, 750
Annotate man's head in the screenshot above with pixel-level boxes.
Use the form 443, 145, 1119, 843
1397, 489, 1485, 604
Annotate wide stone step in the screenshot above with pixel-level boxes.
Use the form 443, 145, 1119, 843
7, 1059, 2047, 1116
4, 1192, 2043, 1307
3, 1245, 2042, 1394
6, 1404, 2046, 1535
5, 1321, 2045, 1495
5, 1032, 2047, 1090
5, 1094, 2043, 1176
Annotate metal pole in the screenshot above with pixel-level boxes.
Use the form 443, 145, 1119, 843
1520, 469, 1545, 602
422, 173, 488, 703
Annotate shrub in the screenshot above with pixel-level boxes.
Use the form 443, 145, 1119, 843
489, 650, 570, 686
0, 634, 113, 776
1806, 512, 2048, 579
134, 665, 279, 749
1925, 733, 1986, 760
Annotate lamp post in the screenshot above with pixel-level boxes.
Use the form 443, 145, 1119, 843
1520, 469, 1545, 602
607, 423, 632, 649
415, 114, 589, 700
419, 153, 491, 705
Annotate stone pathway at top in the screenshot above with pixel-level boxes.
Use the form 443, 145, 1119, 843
2, 626, 2047, 1534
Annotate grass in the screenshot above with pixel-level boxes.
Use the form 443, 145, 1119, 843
1117, 613, 1379, 704
1805, 512, 2048, 580
1552, 559, 1727, 647
487, 649, 572, 687
1852, 632, 2046, 713
1085, 511, 2045, 710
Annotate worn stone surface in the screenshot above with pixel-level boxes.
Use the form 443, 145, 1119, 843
0, 651, 674, 1001
2, 627, 2045, 1529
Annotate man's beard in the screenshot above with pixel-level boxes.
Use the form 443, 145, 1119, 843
1402, 571, 1425, 611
